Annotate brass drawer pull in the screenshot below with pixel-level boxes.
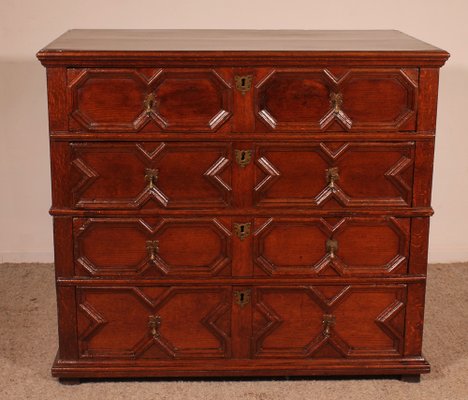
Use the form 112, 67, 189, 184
145, 168, 158, 189
325, 167, 339, 189
146, 240, 159, 261
326, 238, 338, 259
235, 149, 252, 168
234, 75, 253, 95
144, 92, 157, 115
148, 315, 161, 339
322, 91, 352, 130
330, 92, 343, 114
234, 223, 251, 241
322, 314, 336, 337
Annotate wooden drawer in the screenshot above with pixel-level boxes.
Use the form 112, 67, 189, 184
254, 68, 418, 132
76, 285, 232, 359
67, 67, 418, 135
67, 68, 233, 133
252, 284, 407, 358
254, 142, 415, 208
69, 142, 233, 209
73, 217, 233, 278
75, 283, 406, 360
63, 141, 414, 211
73, 216, 410, 279
253, 217, 410, 277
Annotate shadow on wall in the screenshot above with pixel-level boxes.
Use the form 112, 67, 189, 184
429, 64, 468, 262
0, 59, 53, 262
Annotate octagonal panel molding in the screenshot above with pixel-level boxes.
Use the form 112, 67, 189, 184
253, 142, 415, 209
253, 217, 409, 277
74, 217, 232, 277
68, 68, 233, 133
70, 142, 233, 210
251, 285, 406, 358
255, 68, 417, 132
77, 286, 231, 359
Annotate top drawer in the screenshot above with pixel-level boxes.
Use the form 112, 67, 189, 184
65, 68, 418, 134
254, 68, 418, 132
67, 68, 234, 133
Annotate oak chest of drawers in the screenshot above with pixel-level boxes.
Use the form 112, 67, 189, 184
37, 29, 449, 382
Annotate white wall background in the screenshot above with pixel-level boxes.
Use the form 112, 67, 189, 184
0, 0, 467, 263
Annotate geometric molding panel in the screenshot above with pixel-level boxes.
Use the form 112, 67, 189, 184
253, 142, 415, 208
255, 68, 417, 132
77, 286, 231, 359
70, 142, 232, 209
253, 217, 409, 276
252, 285, 406, 358
68, 68, 233, 133
74, 217, 232, 277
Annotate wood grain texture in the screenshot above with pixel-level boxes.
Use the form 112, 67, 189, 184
38, 29, 447, 381
37, 30, 449, 67
255, 68, 417, 132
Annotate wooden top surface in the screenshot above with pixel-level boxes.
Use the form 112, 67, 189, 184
37, 30, 449, 67
40, 29, 444, 52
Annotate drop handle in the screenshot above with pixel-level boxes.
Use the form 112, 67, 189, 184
146, 240, 159, 261
144, 92, 157, 115
148, 315, 161, 339
145, 168, 158, 189
325, 167, 339, 189
329, 92, 343, 114
322, 314, 336, 337
326, 238, 338, 259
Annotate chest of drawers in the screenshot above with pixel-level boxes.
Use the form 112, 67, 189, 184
37, 29, 449, 383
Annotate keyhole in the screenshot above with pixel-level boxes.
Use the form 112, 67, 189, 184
239, 293, 245, 302
241, 77, 246, 87
240, 225, 245, 233
240, 152, 246, 161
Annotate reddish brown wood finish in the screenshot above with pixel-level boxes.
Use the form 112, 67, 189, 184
253, 142, 415, 208
69, 142, 233, 209
67, 68, 233, 133
37, 30, 449, 382
253, 217, 410, 277
252, 285, 406, 358
73, 217, 233, 277
76, 286, 231, 359
254, 68, 417, 132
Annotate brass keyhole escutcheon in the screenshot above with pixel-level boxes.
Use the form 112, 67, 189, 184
235, 75, 253, 95
235, 149, 252, 168
234, 290, 251, 307
234, 223, 251, 241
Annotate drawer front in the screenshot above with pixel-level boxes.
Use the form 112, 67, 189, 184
76, 286, 231, 359
252, 284, 406, 358
253, 217, 410, 277
74, 217, 233, 278
254, 142, 415, 208
255, 68, 418, 132
70, 142, 232, 209
68, 68, 233, 133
